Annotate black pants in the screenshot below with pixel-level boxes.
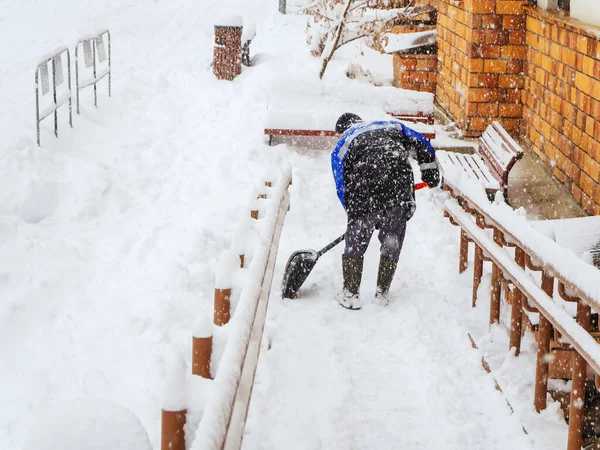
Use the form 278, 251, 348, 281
344, 204, 411, 261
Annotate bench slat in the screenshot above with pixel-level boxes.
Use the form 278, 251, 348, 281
265, 128, 435, 141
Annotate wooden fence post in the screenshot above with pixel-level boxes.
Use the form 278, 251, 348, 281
459, 230, 469, 274
250, 195, 259, 219
509, 247, 525, 355
192, 314, 213, 379
161, 410, 186, 450
568, 301, 591, 450
534, 271, 554, 412
472, 246, 483, 308
214, 287, 231, 326
161, 355, 187, 450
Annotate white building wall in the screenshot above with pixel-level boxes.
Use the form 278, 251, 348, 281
570, 0, 600, 28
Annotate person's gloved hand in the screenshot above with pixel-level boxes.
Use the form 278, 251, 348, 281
421, 168, 440, 188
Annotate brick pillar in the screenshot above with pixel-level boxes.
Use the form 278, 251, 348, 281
393, 52, 437, 94
462, 0, 527, 137
427, 0, 527, 137
213, 22, 243, 81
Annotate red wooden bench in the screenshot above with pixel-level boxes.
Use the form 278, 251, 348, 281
264, 111, 436, 146
436, 121, 524, 202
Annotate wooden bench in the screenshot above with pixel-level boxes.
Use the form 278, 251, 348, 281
264, 110, 436, 146
436, 121, 524, 202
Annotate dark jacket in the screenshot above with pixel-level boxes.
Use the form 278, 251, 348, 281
331, 121, 437, 219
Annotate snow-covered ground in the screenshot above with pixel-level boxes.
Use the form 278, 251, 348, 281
0, 0, 569, 449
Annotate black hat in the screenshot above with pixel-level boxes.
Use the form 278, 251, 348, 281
335, 113, 362, 134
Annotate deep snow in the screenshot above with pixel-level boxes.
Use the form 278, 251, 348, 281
0, 0, 572, 449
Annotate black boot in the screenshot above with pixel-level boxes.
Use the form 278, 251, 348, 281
339, 255, 364, 310
375, 256, 398, 306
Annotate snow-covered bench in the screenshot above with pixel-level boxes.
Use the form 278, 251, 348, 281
264, 109, 435, 146
436, 122, 524, 203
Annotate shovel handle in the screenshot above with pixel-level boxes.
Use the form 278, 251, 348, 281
316, 234, 345, 257
414, 181, 428, 190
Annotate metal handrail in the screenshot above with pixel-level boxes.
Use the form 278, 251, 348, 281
75, 30, 111, 114
35, 48, 72, 146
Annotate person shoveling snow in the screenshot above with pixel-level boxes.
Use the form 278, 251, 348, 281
331, 113, 440, 310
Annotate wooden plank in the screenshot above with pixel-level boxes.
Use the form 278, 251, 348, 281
264, 128, 336, 137
222, 191, 290, 450
265, 128, 435, 141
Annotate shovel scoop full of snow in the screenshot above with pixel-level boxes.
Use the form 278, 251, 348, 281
281, 249, 320, 299
281, 233, 346, 299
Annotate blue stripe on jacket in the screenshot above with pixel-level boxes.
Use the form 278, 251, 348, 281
330, 120, 435, 209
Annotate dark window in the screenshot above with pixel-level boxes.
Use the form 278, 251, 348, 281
558, 0, 570, 11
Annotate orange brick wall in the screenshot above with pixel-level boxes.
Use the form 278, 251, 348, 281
521, 8, 600, 215
416, 0, 528, 137
393, 53, 437, 93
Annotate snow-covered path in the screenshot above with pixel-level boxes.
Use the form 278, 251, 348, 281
243, 150, 539, 450
0, 0, 568, 449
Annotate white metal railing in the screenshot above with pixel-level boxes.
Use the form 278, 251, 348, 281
75, 30, 111, 114
35, 48, 72, 146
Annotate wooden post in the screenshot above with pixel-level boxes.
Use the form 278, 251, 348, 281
214, 288, 231, 326
472, 245, 483, 307
459, 230, 469, 274
239, 254, 244, 268
250, 195, 259, 220
568, 301, 591, 450
490, 263, 501, 325
161, 410, 186, 450
534, 271, 554, 412
489, 227, 503, 326
192, 335, 212, 379
509, 247, 525, 355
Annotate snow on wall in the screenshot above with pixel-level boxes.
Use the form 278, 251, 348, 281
188, 164, 291, 450
380, 30, 436, 54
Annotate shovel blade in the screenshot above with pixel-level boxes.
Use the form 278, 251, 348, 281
281, 249, 319, 299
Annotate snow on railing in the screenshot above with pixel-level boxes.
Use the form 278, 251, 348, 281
34, 30, 112, 146
75, 30, 111, 114
35, 48, 72, 146
160, 163, 292, 450
441, 165, 600, 450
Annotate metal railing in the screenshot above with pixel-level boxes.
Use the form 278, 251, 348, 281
35, 48, 72, 146
75, 30, 111, 114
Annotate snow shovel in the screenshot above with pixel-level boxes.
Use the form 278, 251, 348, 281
281, 234, 345, 299
280, 182, 429, 299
